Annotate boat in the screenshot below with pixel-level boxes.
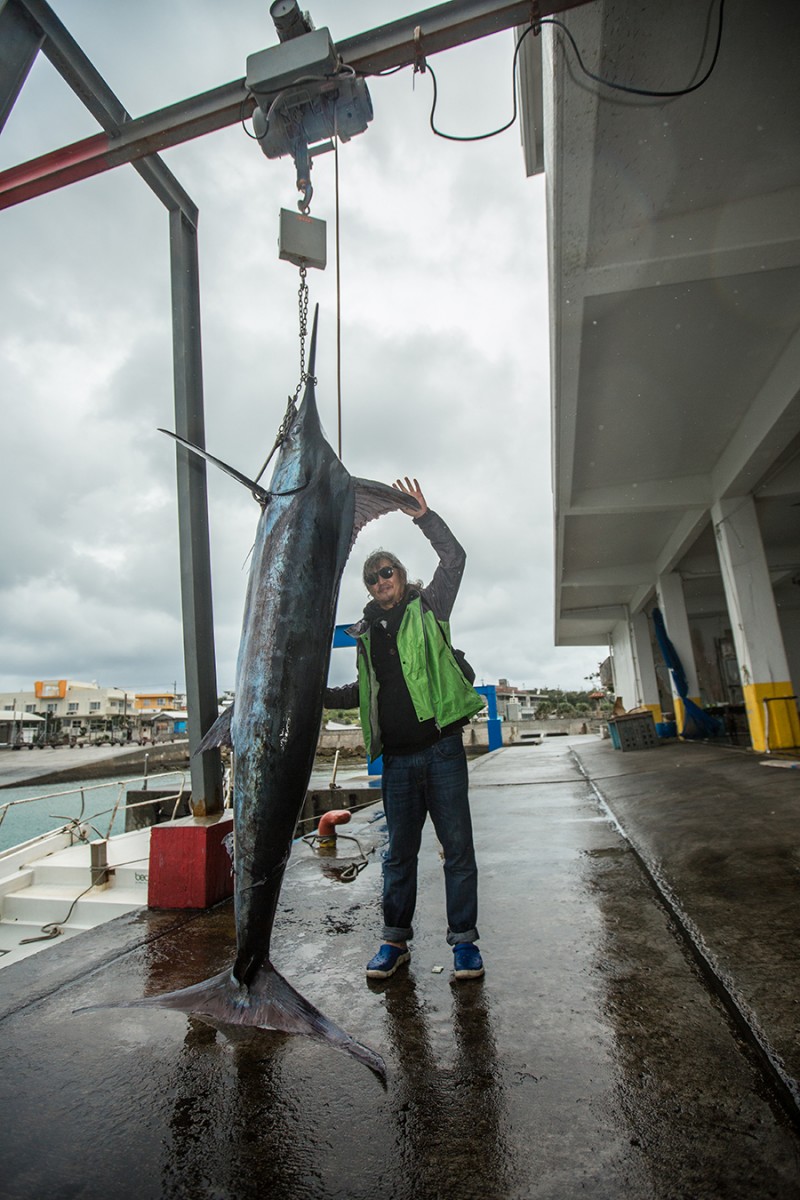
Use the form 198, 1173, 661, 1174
0, 762, 380, 970
0, 772, 189, 969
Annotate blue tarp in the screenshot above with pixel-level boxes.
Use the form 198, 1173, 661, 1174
651, 608, 723, 739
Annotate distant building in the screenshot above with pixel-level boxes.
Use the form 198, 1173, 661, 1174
0, 680, 135, 739
138, 709, 188, 743
0, 711, 45, 746
494, 680, 546, 722
134, 690, 185, 712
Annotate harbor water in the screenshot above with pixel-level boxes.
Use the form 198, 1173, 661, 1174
0, 760, 376, 854
0, 770, 191, 853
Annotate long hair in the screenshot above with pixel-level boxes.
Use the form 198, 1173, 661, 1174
362, 549, 421, 597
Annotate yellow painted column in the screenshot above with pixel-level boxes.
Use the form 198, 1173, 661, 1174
671, 696, 703, 733
742, 684, 800, 754
713, 496, 799, 753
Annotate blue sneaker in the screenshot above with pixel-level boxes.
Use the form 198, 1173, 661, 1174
366, 943, 411, 979
453, 943, 484, 980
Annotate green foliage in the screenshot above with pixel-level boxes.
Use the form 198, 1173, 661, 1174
323, 708, 359, 725
525, 687, 613, 719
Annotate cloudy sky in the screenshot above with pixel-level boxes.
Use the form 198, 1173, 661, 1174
0, 0, 606, 697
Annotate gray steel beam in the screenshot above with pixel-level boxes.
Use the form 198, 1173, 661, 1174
0, 0, 595, 209
0, 0, 44, 134
170, 208, 223, 816
0, 0, 222, 810
15, 0, 195, 214
339, 0, 587, 74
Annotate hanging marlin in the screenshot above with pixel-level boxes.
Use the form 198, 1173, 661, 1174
79, 308, 417, 1081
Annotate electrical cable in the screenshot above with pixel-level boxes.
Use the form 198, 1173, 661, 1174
536, 0, 725, 99
371, 0, 724, 146
425, 22, 535, 143
240, 65, 360, 142
239, 95, 260, 139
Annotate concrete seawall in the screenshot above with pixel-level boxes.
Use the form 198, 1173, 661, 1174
2, 721, 606, 792
318, 719, 604, 755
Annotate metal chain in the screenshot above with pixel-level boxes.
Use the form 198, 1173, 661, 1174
253, 262, 313, 485
294, 262, 311, 399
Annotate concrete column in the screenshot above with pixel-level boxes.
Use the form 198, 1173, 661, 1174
713, 496, 800, 752
656, 572, 701, 732
610, 613, 661, 719
631, 611, 662, 722
610, 620, 636, 712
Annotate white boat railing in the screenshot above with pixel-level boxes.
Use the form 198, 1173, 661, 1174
0, 770, 192, 854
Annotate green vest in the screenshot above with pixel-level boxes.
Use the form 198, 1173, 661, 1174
355, 596, 484, 758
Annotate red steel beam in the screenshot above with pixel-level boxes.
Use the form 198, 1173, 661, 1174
0, 80, 250, 209
0, 0, 592, 211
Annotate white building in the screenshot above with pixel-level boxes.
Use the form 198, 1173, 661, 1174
494, 680, 546, 722
0, 711, 45, 746
0, 680, 136, 741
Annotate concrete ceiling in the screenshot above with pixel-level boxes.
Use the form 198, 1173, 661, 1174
523, 0, 800, 646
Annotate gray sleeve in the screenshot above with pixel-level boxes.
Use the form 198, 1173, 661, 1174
415, 509, 467, 621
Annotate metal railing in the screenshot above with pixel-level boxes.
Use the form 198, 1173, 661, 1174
0, 769, 192, 851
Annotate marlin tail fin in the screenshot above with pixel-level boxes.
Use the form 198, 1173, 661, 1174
75, 963, 386, 1083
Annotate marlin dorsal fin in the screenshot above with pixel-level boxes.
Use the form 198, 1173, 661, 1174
350, 479, 421, 552
160, 430, 270, 504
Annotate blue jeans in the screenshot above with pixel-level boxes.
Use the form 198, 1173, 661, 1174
381, 733, 479, 946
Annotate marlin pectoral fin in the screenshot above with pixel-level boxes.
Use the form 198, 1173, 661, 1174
350, 479, 422, 550
159, 429, 270, 505
270, 476, 310, 498
195, 704, 233, 754
75, 963, 387, 1084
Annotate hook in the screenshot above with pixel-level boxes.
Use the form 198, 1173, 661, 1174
297, 178, 313, 214
293, 139, 313, 213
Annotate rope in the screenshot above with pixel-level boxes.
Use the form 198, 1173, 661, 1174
335, 122, 343, 459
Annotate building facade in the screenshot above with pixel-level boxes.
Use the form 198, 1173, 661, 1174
521, 0, 800, 752
0, 681, 184, 743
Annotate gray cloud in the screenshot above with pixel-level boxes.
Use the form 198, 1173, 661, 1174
0, 1, 605, 696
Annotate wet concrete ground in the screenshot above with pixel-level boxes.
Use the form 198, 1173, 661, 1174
1, 737, 799, 1199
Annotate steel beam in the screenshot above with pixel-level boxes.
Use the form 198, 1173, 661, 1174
0, 0, 594, 211
169, 207, 223, 816
338, 0, 587, 74
10, 0, 195, 214
0, 0, 222, 809
0, 0, 44, 134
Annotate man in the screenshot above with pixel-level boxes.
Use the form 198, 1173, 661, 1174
325, 477, 485, 981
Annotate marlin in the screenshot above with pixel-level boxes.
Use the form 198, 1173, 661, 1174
80, 309, 417, 1081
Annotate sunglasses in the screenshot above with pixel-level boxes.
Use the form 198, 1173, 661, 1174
365, 566, 396, 586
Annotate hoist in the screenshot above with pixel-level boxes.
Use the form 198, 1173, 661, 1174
246, 0, 373, 218
245, 1, 372, 458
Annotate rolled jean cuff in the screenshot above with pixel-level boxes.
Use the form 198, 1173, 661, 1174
447, 927, 479, 946
383, 924, 414, 943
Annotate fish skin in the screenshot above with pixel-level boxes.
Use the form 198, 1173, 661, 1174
79, 308, 418, 1082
